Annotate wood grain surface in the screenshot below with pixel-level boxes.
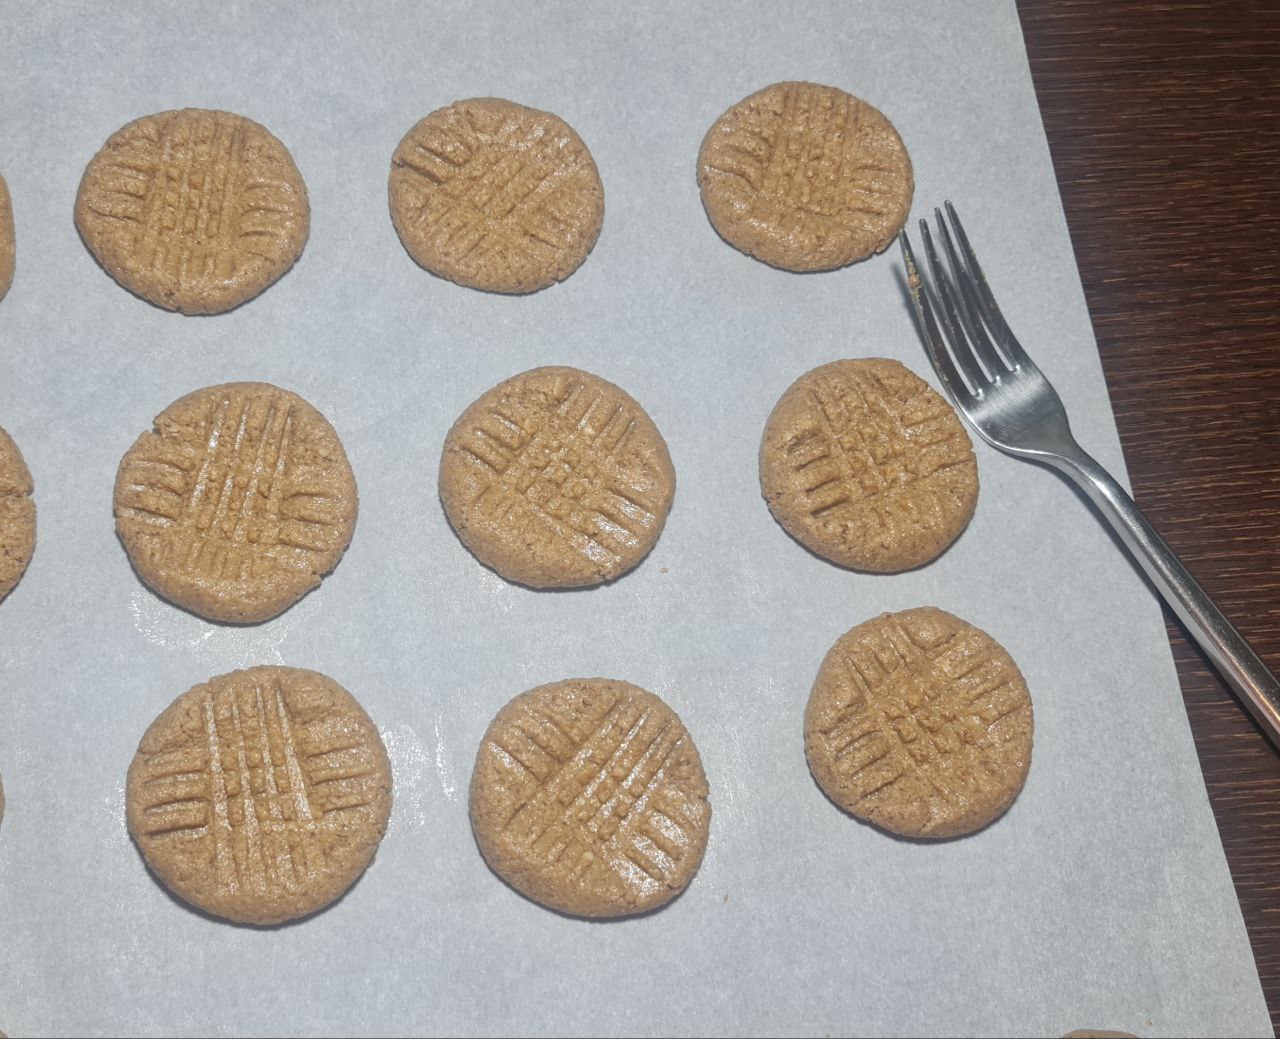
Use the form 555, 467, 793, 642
1016, 0, 1280, 1030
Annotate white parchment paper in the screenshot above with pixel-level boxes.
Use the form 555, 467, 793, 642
0, 1, 1270, 1036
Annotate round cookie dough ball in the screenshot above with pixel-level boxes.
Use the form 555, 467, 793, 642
698, 81, 913, 271
0, 424, 35, 604
126, 666, 392, 925
389, 97, 605, 294
805, 607, 1033, 838
114, 382, 358, 623
760, 358, 978, 572
75, 108, 309, 314
470, 678, 711, 917
439, 366, 675, 588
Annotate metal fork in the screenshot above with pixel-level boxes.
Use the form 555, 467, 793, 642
901, 202, 1280, 746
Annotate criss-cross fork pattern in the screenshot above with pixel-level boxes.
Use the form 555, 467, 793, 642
487, 690, 702, 895
116, 391, 346, 581
394, 106, 592, 272
135, 676, 384, 896
459, 381, 659, 569
80, 110, 301, 285
817, 616, 1028, 810
782, 367, 973, 530
703, 82, 903, 227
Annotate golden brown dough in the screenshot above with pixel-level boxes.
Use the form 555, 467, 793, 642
1062, 1031, 1138, 1038
0, 173, 14, 301
76, 108, 309, 314
470, 678, 711, 917
805, 607, 1033, 838
389, 98, 604, 293
439, 366, 674, 588
0, 424, 35, 604
698, 81, 913, 271
114, 382, 357, 623
760, 358, 977, 572
126, 666, 392, 925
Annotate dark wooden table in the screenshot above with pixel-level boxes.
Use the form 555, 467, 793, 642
1016, 0, 1280, 1031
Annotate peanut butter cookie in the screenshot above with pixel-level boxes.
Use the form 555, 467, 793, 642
76, 108, 309, 314
470, 678, 711, 917
760, 358, 977, 572
0, 173, 14, 301
114, 382, 357, 623
698, 81, 913, 271
126, 666, 392, 925
439, 366, 675, 588
1063, 1031, 1138, 1038
805, 607, 1033, 839
389, 98, 604, 293
0, 424, 35, 604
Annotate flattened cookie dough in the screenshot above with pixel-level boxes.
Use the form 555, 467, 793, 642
114, 382, 357, 623
127, 666, 392, 925
0, 173, 14, 301
805, 607, 1033, 838
698, 81, 913, 271
0, 425, 36, 603
76, 108, 309, 314
470, 678, 711, 917
439, 366, 675, 588
389, 98, 604, 293
760, 358, 977, 572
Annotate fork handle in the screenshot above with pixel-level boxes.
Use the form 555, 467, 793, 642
1053, 448, 1280, 743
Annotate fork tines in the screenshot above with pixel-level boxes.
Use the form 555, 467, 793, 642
900, 202, 1031, 401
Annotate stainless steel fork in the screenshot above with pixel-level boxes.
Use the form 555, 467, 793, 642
901, 202, 1280, 746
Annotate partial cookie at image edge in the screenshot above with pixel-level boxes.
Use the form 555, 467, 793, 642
0, 424, 36, 604
1062, 1031, 1139, 1038
0, 172, 14, 302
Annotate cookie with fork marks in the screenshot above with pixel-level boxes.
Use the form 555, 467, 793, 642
439, 366, 675, 588
127, 666, 391, 924
805, 607, 1033, 838
114, 381, 357, 623
470, 678, 711, 917
760, 358, 978, 572
389, 97, 604, 294
75, 108, 309, 314
698, 81, 913, 271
